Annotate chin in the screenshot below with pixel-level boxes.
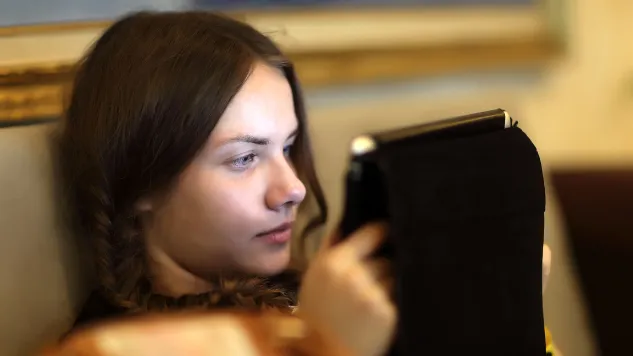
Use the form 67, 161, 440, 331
249, 247, 291, 276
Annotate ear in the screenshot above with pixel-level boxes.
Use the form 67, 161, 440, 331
135, 196, 154, 214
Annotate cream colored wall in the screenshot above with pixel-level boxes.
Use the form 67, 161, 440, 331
519, 0, 633, 165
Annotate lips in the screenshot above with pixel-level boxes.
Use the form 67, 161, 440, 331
256, 222, 293, 244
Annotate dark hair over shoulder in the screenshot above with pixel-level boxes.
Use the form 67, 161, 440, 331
58, 11, 327, 314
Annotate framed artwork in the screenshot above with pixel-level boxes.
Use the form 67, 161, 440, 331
0, 0, 565, 124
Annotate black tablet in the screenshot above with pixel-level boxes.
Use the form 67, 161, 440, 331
339, 108, 512, 246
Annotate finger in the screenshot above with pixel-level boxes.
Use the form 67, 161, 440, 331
542, 244, 552, 293
364, 259, 395, 296
335, 223, 388, 259
359, 264, 397, 316
363, 258, 391, 282
343, 260, 391, 303
348, 259, 392, 298
380, 275, 395, 296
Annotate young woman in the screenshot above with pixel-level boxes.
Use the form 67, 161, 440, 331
57, 10, 395, 356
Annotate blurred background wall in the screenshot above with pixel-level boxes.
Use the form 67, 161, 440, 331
3, 1, 633, 355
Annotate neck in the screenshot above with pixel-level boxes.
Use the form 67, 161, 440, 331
145, 245, 213, 297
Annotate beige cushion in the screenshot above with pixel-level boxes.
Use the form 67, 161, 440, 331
0, 124, 91, 356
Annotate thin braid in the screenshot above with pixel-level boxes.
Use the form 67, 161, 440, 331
88, 183, 142, 312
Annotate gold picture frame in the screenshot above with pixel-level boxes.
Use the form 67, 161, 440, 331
0, 2, 565, 123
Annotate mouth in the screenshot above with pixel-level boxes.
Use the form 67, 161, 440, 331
255, 222, 293, 244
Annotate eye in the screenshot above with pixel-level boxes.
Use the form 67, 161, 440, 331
230, 153, 257, 170
283, 143, 293, 158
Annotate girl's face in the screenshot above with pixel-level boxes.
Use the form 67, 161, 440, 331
140, 63, 306, 281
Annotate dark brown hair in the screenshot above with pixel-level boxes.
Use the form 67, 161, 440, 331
59, 11, 327, 314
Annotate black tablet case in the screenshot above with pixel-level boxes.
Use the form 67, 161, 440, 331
340, 109, 546, 355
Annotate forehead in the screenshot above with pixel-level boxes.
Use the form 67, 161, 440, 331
210, 63, 297, 142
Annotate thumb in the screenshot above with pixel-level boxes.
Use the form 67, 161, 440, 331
334, 223, 388, 260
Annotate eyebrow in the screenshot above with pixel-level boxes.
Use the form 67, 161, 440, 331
226, 135, 270, 146
220, 128, 298, 147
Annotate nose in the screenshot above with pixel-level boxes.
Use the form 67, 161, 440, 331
265, 157, 306, 211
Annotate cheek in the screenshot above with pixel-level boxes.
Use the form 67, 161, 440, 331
176, 166, 266, 234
